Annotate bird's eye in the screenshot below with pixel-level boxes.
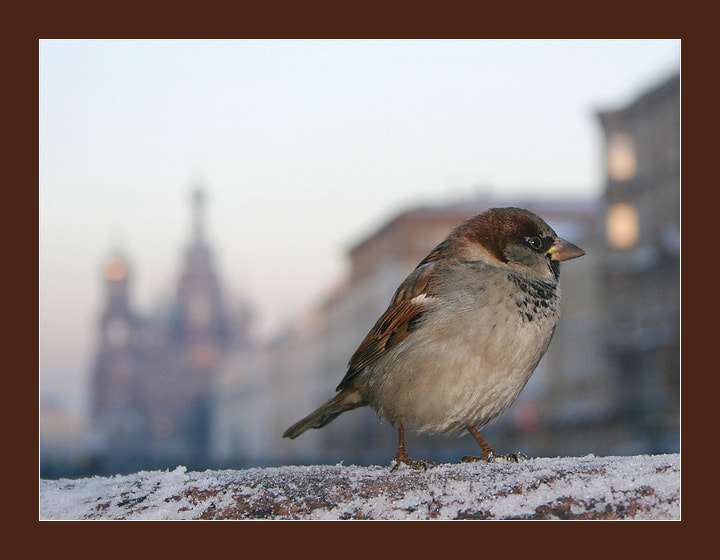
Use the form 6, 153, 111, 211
526, 236, 543, 251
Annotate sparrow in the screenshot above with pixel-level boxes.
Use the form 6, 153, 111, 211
283, 207, 585, 469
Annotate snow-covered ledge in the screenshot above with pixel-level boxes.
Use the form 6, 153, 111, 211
40, 454, 680, 520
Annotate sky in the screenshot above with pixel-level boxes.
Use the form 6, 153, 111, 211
39, 39, 680, 419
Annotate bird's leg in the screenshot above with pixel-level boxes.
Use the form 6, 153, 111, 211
391, 424, 436, 471
464, 426, 495, 461
461, 426, 525, 463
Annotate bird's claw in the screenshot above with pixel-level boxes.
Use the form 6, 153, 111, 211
391, 453, 436, 471
460, 452, 527, 463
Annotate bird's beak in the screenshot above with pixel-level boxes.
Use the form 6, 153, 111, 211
547, 238, 585, 262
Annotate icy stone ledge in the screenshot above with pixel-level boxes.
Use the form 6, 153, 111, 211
40, 453, 680, 520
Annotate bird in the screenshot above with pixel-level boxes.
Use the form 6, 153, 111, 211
283, 207, 585, 469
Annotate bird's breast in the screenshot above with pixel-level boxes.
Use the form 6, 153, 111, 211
363, 270, 560, 434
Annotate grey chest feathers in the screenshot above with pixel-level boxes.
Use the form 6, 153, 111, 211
508, 274, 560, 324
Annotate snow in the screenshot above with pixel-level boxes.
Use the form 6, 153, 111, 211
40, 453, 680, 520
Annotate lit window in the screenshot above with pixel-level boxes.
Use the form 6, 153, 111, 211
105, 257, 128, 281
607, 132, 637, 181
606, 202, 640, 250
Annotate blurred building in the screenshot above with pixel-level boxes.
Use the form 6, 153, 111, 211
40, 398, 95, 478
90, 189, 252, 474
597, 73, 680, 453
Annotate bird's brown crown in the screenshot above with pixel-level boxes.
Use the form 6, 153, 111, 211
420, 207, 556, 266
461, 207, 556, 263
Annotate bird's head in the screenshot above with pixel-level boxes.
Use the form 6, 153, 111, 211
452, 207, 586, 280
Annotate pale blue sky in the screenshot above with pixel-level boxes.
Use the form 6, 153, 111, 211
39, 39, 680, 417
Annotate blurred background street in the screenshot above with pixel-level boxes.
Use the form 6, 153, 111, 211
39, 39, 680, 477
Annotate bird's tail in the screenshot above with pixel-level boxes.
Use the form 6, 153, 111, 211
282, 389, 365, 439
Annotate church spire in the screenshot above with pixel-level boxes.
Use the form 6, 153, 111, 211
192, 188, 206, 245
171, 186, 230, 350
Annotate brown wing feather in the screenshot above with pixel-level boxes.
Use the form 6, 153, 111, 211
336, 260, 439, 391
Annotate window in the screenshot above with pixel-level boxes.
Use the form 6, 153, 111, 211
606, 202, 640, 250
607, 132, 637, 182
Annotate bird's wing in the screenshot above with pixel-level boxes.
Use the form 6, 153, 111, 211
336, 260, 440, 391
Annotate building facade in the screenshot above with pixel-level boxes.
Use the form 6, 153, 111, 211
597, 73, 680, 453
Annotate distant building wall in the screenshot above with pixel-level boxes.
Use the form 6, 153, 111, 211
597, 73, 680, 453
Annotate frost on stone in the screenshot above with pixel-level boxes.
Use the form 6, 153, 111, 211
40, 454, 680, 520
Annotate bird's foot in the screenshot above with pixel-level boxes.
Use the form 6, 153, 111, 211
460, 452, 527, 463
391, 450, 436, 471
